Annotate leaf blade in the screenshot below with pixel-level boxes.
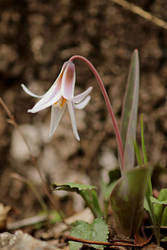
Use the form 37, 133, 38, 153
52, 182, 103, 218
69, 218, 109, 250
110, 166, 149, 236
121, 49, 140, 171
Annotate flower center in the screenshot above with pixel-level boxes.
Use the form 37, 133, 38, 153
60, 97, 67, 107
54, 97, 67, 108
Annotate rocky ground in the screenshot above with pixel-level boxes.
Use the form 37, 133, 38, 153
0, 0, 167, 249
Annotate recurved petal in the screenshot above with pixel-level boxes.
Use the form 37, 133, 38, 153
28, 80, 62, 113
62, 62, 76, 100
67, 101, 80, 141
72, 87, 93, 103
27, 62, 69, 113
49, 105, 65, 137
74, 96, 91, 110
21, 84, 43, 98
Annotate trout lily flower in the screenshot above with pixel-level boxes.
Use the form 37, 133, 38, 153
21, 61, 92, 141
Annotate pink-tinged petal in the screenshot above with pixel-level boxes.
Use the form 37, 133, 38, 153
60, 61, 69, 73
62, 62, 76, 100
28, 92, 61, 113
72, 87, 93, 103
74, 96, 91, 110
21, 84, 43, 98
49, 105, 65, 137
28, 90, 62, 113
28, 79, 62, 113
26, 62, 69, 113
67, 101, 80, 141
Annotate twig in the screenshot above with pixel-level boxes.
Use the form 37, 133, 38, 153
7, 214, 48, 230
112, 0, 167, 30
66, 234, 152, 247
0, 97, 57, 209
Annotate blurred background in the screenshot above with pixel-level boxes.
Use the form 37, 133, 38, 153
0, 0, 167, 217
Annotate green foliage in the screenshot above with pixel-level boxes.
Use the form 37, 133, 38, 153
110, 166, 149, 236
53, 182, 95, 192
101, 169, 121, 201
144, 189, 167, 244
110, 51, 150, 237
139, 115, 161, 243
151, 196, 167, 206
52, 182, 103, 218
139, 115, 154, 227
69, 218, 109, 250
121, 49, 139, 172
151, 189, 167, 226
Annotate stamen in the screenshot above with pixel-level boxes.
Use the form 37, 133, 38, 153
60, 97, 67, 107
54, 101, 58, 106
53, 97, 67, 108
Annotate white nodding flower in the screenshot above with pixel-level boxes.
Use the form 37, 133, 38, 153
21, 61, 92, 141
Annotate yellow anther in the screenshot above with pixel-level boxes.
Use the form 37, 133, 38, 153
54, 101, 58, 105
60, 97, 67, 107
53, 97, 67, 108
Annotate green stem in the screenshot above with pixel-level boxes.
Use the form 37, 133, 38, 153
80, 190, 103, 218
146, 177, 160, 245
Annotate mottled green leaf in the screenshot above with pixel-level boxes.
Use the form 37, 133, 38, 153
69, 218, 109, 250
110, 166, 149, 236
121, 50, 139, 171
52, 182, 103, 218
52, 182, 95, 192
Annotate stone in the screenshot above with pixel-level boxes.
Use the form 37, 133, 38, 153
0, 231, 57, 250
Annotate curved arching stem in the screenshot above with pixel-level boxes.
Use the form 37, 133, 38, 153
69, 55, 124, 171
